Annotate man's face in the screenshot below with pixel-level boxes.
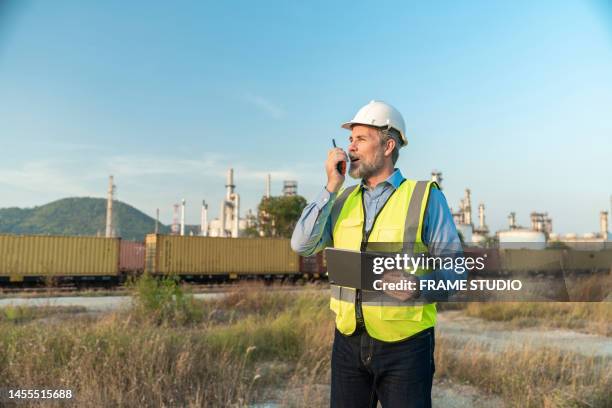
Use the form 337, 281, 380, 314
348, 125, 385, 179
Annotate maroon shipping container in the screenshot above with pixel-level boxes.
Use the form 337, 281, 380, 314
120, 240, 145, 272
299, 252, 326, 275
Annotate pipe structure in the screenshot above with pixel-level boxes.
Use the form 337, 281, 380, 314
530, 212, 538, 231
508, 212, 517, 229
214, 168, 242, 237
232, 193, 240, 238
601, 211, 609, 240
222, 207, 227, 237
180, 199, 186, 236
172, 204, 179, 235
544, 216, 553, 235
201, 200, 208, 236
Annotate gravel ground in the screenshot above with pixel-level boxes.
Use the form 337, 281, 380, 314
0, 292, 225, 311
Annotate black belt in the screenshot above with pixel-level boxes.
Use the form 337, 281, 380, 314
355, 289, 365, 330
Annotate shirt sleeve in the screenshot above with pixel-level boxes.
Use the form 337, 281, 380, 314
290, 187, 336, 256
417, 188, 466, 302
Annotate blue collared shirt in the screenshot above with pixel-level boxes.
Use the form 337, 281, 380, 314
290, 168, 464, 301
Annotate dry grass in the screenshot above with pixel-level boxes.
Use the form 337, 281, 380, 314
0, 305, 87, 323
0, 279, 610, 407
566, 272, 612, 302
436, 337, 612, 408
0, 280, 332, 407
463, 302, 612, 336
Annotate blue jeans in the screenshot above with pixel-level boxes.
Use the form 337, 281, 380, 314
330, 326, 435, 408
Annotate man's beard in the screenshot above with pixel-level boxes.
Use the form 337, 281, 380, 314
349, 148, 385, 180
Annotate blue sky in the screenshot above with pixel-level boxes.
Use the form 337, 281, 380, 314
0, 0, 611, 234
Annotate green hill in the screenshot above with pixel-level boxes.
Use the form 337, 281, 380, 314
0, 197, 171, 241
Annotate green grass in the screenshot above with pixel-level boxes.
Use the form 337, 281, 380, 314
127, 273, 205, 325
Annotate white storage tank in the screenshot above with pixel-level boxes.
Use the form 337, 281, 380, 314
472, 232, 487, 245
497, 229, 546, 250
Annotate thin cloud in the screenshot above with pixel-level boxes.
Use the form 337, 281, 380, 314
232, 163, 323, 186
243, 93, 284, 119
0, 153, 325, 213
106, 153, 227, 177
0, 160, 96, 197
0, 153, 228, 200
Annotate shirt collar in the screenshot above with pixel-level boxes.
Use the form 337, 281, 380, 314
360, 168, 405, 191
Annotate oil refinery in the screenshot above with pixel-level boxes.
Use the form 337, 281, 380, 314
433, 171, 610, 248
100, 168, 610, 248
105, 169, 299, 239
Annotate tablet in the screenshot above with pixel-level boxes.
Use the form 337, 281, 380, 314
325, 247, 363, 289
325, 247, 386, 289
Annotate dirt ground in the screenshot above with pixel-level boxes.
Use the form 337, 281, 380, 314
256, 377, 505, 408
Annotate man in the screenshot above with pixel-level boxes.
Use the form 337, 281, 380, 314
291, 100, 465, 408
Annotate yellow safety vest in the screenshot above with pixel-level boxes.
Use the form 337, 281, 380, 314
329, 179, 438, 342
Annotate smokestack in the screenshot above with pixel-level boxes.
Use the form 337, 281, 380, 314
508, 212, 516, 229
464, 189, 472, 225
105, 175, 115, 238
601, 211, 609, 240
180, 199, 186, 236
226, 168, 235, 200
266, 174, 271, 198
201, 200, 208, 237
155, 208, 159, 234
478, 203, 485, 229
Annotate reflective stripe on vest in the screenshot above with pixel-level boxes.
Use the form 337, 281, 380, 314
330, 185, 359, 234
329, 179, 438, 342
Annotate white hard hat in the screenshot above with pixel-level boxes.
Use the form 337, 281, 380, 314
341, 100, 407, 146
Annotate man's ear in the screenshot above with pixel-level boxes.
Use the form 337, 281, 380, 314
384, 138, 396, 158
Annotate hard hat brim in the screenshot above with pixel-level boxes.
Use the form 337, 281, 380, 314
340, 121, 407, 146
341, 121, 355, 131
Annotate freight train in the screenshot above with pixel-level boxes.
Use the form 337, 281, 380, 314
0, 233, 610, 285
0, 234, 324, 285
